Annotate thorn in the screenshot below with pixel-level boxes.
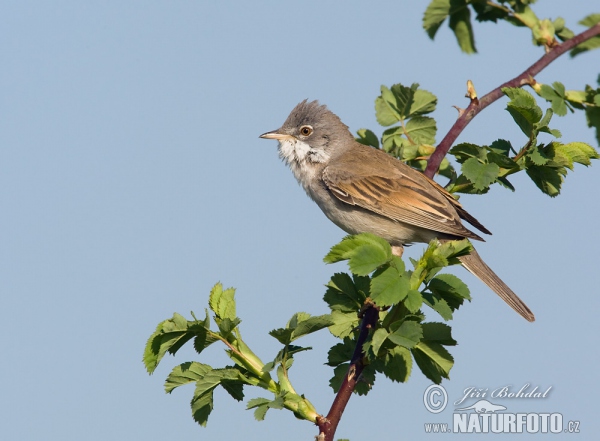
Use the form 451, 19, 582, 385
452, 105, 465, 118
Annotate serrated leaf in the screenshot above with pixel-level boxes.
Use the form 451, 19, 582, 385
375, 87, 401, 126
525, 144, 549, 166
450, 142, 487, 163
421, 322, 457, 345
489, 139, 513, 156
324, 233, 392, 276
291, 314, 335, 341
221, 380, 244, 401
405, 116, 437, 145
370, 328, 390, 356
486, 150, 519, 170
526, 165, 566, 197
247, 398, 271, 421
503, 87, 543, 136
555, 142, 599, 167
329, 364, 348, 393
209, 283, 236, 322
370, 258, 410, 307
327, 339, 354, 366
411, 89, 438, 115
422, 292, 453, 320
191, 388, 213, 427
269, 328, 294, 345
387, 321, 423, 349
328, 310, 359, 338
165, 362, 212, 393
428, 273, 471, 311
324, 273, 364, 312
423, 0, 451, 39
449, 2, 476, 54
356, 128, 380, 148
461, 158, 500, 190
144, 313, 195, 374
382, 346, 412, 383
390, 83, 417, 119
571, 15, 600, 57
412, 341, 454, 384
404, 289, 423, 313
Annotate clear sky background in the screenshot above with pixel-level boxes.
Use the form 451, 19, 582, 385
2, 1, 599, 440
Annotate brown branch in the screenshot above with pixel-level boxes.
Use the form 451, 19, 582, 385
424, 23, 600, 178
316, 305, 380, 441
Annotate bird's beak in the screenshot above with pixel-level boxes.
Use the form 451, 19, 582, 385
259, 130, 292, 140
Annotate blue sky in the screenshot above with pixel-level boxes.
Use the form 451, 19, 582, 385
2, 1, 599, 439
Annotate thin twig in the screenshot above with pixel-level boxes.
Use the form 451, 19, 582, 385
425, 23, 600, 178
316, 305, 379, 441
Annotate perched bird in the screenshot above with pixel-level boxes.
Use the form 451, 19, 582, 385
260, 100, 534, 322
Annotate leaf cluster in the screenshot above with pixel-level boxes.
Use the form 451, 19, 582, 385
143, 283, 329, 426
357, 83, 598, 197
447, 87, 598, 196
323, 234, 472, 389
423, 1, 599, 54
356, 83, 453, 178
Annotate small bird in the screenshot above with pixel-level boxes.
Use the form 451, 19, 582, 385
260, 100, 534, 322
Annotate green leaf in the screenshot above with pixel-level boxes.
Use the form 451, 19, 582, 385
387, 321, 423, 349
390, 83, 417, 119
327, 338, 355, 366
144, 313, 195, 374
538, 83, 568, 116
412, 341, 454, 384
328, 310, 359, 338
486, 150, 519, 170
370, 257, 410, 307
411, 89, 438, 115
405, 116, 437, 145
422, 292, 453, 320
381, 346, 412, 383
269, 327, 294, 345
551, 142, 599, 167
209, 283, 236, 322
525, 144, 549, 166
404, 289, 423, 313
324, 273, 365, 312
489, 139, 513, 156
191, 387, 214, 427
370, 328, 391, 356
449, 2, 477, 54
421, 322, 457, 345
324, 233, 392, 276
526, 164, 566, 197
329, 364, 349, 393
571, 15, 600, 57
579, 13, 600, 27
375, 86, 401, 126
461, 158, 500, 190
428, 273, 471, 310
165, 362, 212, 393
503, 87, 543, 136
356, 128, 380, 148
247, 398, 271, 421
423, 0, 451, 39
291, 314, 335, 341
450, 142, 487, 163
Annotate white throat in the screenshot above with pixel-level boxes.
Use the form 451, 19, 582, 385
278, 137, 330, 192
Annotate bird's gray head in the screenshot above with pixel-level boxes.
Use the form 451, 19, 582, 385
260, 100, 354, 168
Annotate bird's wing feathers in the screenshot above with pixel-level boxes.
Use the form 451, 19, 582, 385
322, 148, 486, 240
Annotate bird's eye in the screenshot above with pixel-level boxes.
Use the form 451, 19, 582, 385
299, 125, 313, 136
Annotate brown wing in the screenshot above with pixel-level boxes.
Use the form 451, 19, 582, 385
322, 145, 488, 241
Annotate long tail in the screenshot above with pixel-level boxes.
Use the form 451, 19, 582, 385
458, 247, 535, 322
